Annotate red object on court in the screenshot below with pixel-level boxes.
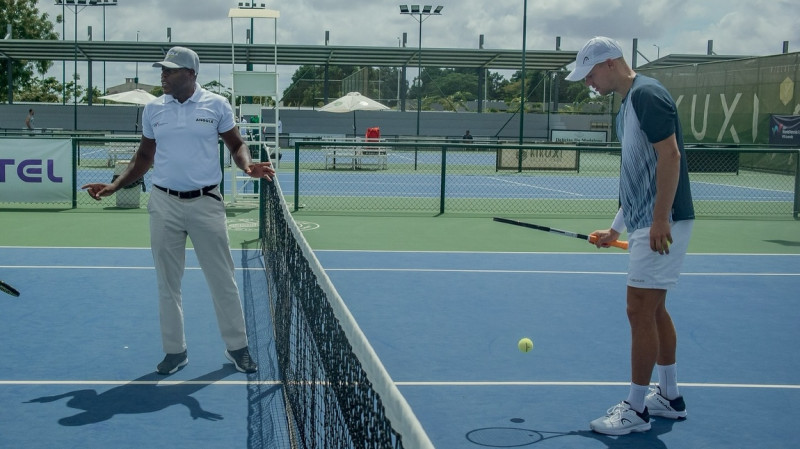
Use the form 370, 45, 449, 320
365, 127, 380, 141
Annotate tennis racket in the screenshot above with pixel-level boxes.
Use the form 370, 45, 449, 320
493, 217, 628, 250
1, 280, 20, 297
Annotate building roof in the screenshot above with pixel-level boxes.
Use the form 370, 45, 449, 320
637, 53, 753, 69
0, 39, 750, 74
0, 39, 577, 70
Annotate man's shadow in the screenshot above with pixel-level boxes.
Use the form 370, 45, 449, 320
466, 417, 680, 448
25, 367, 237, 426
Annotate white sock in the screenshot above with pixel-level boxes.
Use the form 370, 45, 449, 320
626, 383, 649, 413
657, 363, 680, 399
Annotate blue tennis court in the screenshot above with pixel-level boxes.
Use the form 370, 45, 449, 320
279, 171, 794, 203
1, 246, 798, 448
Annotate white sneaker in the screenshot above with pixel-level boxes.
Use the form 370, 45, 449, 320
645, 386, 687, 419
590, 401, 651, 435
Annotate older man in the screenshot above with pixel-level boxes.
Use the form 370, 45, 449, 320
83, 46, 275, 375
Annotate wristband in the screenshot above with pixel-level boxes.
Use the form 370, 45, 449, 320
611, 208, 626, 234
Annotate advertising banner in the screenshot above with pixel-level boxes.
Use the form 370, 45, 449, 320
769, 115, 800, 145
0, 139, 72, 203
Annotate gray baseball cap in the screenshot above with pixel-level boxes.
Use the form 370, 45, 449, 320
153, 46, 200, 74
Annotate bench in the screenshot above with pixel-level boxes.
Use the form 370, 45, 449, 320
324, 146, 388, 170
107, 148, 137, 167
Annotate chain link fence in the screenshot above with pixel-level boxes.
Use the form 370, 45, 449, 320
283, 141, 800, 219
1, 136, 231, 209
2, 136, 798, 219
75, 137, 150, 208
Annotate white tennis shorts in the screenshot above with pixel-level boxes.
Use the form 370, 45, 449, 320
627, 219, 694, 290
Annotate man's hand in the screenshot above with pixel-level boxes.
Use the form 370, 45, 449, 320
590, 228, 621, 248
650, 220, 672, 254
82, 183, 116, 201
244, 161, 275, 181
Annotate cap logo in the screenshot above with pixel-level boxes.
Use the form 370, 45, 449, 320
583, 56, 590, 64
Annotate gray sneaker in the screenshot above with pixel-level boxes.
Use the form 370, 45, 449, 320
157, 350, 188, 375
225, 347, 258, 373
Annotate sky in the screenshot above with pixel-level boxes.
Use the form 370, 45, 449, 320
33, 0, 799, 98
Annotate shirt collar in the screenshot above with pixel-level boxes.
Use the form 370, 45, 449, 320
163, 82, 202, 104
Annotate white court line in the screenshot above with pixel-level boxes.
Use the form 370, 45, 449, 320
324, 268, 800, 276
0, 266, 263, 271
692, 180, 793, 195
2, 380, 796, 390
4, 246, 799, 257
0, 380, 280, 386
486, 176, 584, 197
395, 381, 800, 390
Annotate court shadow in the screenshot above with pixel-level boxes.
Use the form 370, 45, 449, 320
24, 367, 237, 426
465, 418, 680, 448
570, 418, 681, 449
763, 239, 800, 247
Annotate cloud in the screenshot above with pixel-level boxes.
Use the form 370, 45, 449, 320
34, 0, 795, 94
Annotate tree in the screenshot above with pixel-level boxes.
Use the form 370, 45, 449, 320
83, 86, 103, 104
15, 76, 62, 103
282, 64, 385, 108
202, 80, 228, 99
0, 0, 60, 102
63, 75, 84, 105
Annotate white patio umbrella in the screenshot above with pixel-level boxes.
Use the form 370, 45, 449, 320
319, 92, 389, 137
99, 89, 158, 133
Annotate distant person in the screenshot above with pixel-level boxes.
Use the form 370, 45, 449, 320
82, 46, 275, 375
462, 130, 473, 142
25, 109, 35, 133
565, 36, 695, 436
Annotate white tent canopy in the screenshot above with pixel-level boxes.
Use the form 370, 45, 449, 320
319, 92, 389, 136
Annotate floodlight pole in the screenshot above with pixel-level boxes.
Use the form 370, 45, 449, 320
400, 5, 443, 140
519, 0, 527, 146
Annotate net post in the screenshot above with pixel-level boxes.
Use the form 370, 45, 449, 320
71, 138, 78, 209
439, 144, 447, 214
294, 141, 300, 211
794, 149, 800, 220
259, 145, 267, 239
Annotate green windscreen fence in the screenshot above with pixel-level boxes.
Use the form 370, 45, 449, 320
641, 52, 800, 146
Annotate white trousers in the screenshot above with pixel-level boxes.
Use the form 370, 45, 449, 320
147, 187, 248, 354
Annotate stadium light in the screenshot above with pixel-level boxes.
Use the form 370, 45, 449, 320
399, 4, 443, 141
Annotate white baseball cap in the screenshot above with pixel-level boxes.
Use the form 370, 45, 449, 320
153, 46, 200, 74
565, 37, 624, 81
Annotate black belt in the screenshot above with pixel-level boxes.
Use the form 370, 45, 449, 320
154, 184, 221, 201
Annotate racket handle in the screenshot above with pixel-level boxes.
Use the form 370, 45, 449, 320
588, 234, 629, 250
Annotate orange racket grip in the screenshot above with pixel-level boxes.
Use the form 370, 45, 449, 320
588, 234, 629, 250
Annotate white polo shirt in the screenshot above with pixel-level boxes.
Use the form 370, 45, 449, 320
142, 83, 236, 191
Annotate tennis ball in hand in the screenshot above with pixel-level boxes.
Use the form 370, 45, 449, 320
518, 337, 534, 353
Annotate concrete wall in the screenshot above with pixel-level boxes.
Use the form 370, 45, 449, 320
1, 103, 611, 141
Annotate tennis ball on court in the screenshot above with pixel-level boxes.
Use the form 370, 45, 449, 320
518, 337, 534, 353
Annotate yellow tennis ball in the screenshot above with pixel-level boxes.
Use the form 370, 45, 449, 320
518, 337, 534, 353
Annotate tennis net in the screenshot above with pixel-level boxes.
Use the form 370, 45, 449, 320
259, 171, 434, 449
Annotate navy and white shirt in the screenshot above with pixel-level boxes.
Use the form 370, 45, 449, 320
617, 75, 695, 232
142, 83, 236, 191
